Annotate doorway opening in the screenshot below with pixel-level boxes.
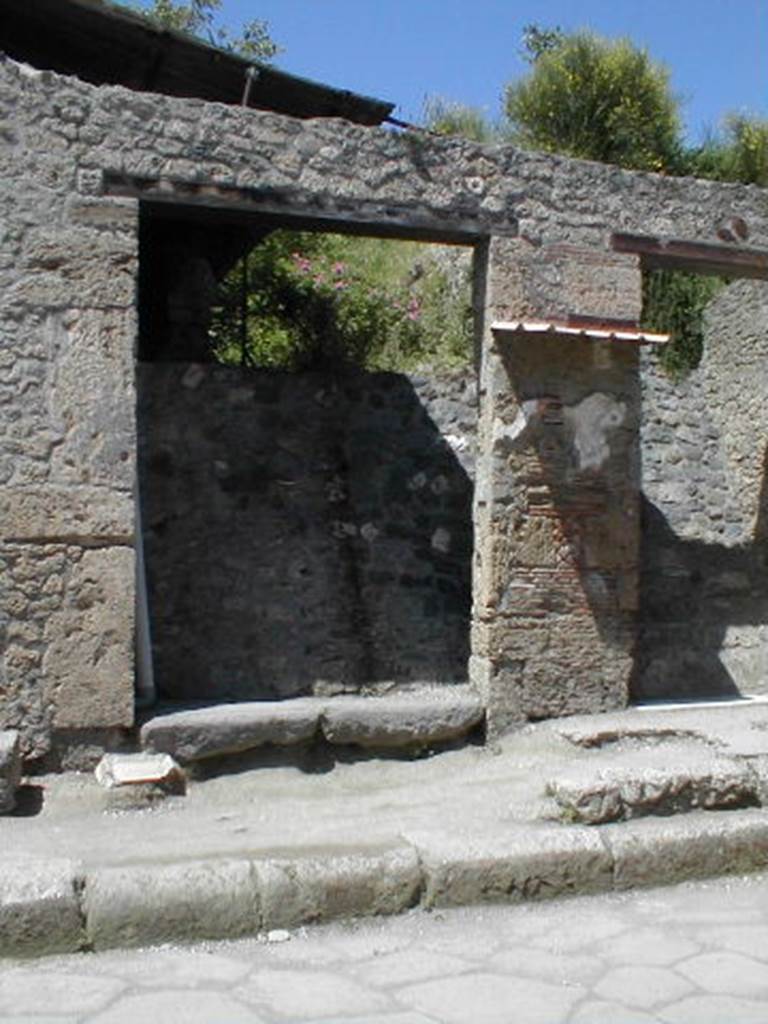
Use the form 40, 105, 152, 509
136, 202, 481, 705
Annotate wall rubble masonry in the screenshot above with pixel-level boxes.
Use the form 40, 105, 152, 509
2, 51, 768, 755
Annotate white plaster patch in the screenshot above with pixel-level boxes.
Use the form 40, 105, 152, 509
564, 393, 626, 471
493, 400, 539, 448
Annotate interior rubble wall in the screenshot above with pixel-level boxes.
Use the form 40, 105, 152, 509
637, 279, 768, 700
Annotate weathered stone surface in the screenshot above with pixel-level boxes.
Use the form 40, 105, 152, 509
320, 687, 484, 748
410, 826, 612, 908
605, 809, 768, 888
0, 857, 85, 955
548, 760, 760, 825
254, 844, 422, 930
4, 46, 768, 752
0, 486, 132, 543
0, 730, 22, 813
95, 752, 186, 808
140, 700, 321, 761
84, 859, 259, 950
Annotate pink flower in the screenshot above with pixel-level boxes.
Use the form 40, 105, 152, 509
332, 261, 346, 275
407, 297, 421, 321
291, 253, 312, 273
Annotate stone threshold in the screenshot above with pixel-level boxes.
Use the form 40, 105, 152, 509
139, 686, 485, 764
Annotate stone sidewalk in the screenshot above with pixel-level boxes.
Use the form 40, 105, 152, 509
2, 701, 768, 958
2, 872, 768, 1022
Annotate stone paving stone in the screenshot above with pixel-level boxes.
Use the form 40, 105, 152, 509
397, 971, 585, 1024
88, 991, 266, 1024
527, 912, 628, 952
712, 924, 768, 960
352, 949, 472, 987
593, 965, 693, 1008
570, 1002, 661, 1024
676, 950, 768, 995
234, 968, 391, 1018
590, 926, 700, 965
84, 947, 253, 987
0, 970, 124, 1016
658, 994, 768, 1024
489, 948, 604, 985
313, 1016, 436, 1024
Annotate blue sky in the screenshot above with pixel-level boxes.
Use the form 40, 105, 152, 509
140, 1, 767, 144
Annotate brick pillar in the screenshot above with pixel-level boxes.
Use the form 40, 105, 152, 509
471, 238, 644, 735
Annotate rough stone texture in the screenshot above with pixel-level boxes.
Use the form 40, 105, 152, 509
320, 687, 484, 748
636, 280, 768, 701
607, 808, 768, 888
411, 826, 613, 908
0, 857, 85, 956
0, 729, 21, 813
4, 51, 768, 748
140, 699, 322, 761
548, 759, 760, 824
138, 365, 476, 700
84, 859, 259, 950
253, 844, 422, 929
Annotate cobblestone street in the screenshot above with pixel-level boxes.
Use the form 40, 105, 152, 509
1, 871, 767, 1023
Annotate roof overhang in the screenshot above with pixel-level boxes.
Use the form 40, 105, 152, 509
0, 0, 395, 126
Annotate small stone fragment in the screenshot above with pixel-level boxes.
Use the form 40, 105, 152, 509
266, 929, 291, 943
95, 752, 186, 809
0, 730, 22, 814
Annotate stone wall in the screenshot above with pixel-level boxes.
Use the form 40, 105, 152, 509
636, 280, 768, 700
4, 49, 768, 754
138, 365, 476, 701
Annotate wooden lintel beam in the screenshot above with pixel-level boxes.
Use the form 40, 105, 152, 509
612, 232, 768, 281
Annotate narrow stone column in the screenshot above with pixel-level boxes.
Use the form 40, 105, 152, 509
471, 238, 644, 735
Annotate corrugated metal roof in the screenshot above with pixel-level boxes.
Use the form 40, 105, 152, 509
491, 320, 670, 344
0, 0, 395, 126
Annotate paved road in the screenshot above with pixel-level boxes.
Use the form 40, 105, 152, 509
2, 872, 768, 1023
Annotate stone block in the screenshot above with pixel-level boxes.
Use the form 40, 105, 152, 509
95, 752, 186, 809
140, 699, 322, 762
253, 843, 422, 930
410, 826, 612, 908
606, 809, 768, 889
547, 760, 759, 824
84, 858, 258, 950
0, 486, 133, 543
320, 687, 484, 749
0, 730, 22, 813
0, 857, 85, 955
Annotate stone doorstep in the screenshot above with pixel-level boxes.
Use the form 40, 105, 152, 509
0, 730, 22, 815
3, 810, 768, 957
547, 759, 763, 825
139, 688, 485, 763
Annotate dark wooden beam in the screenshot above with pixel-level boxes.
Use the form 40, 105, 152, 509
612, 232, 768, 280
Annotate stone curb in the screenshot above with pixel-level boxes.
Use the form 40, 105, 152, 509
2, 810, 768, 958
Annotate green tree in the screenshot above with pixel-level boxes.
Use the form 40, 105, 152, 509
687, 114, 768, 186
131, 0, 278, 60
421, 96, 500, 144
505, 28, 682, 172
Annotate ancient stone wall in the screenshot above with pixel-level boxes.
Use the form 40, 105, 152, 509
139, 365, 476, 701
637, 280, 768, 700
3, 49, 768, 755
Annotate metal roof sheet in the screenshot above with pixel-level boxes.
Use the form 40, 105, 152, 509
491, 320, 670, 344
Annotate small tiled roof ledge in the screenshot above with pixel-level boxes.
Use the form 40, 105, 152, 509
491, 320, 670, 345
